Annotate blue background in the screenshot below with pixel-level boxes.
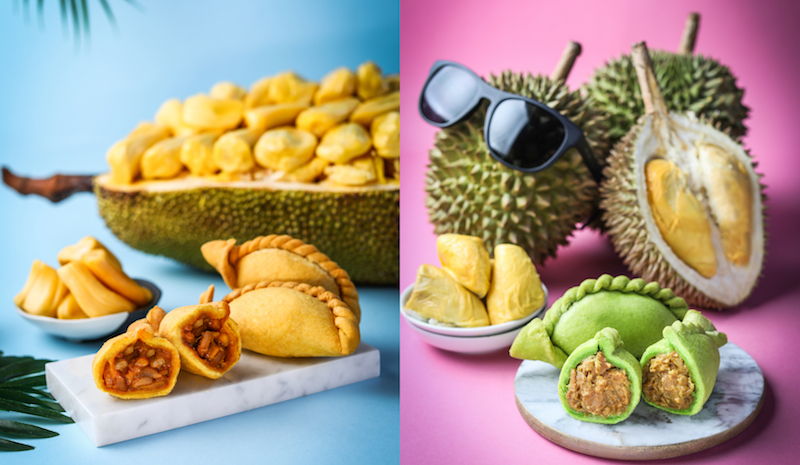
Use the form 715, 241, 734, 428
0, 1, 399, 463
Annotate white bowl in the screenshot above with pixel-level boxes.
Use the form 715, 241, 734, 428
14, 279, 161, 341
400, 283, 548, 354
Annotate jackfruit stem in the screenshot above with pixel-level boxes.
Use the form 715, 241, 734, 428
678, 12, 700, 56
551, 41, 582, 82
632, 42, 669, 117
2, 167, 94, 203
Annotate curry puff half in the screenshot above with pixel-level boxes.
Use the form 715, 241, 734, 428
92, 308, 180, 399
200, 234, 360, 321
203, 281, 359, 358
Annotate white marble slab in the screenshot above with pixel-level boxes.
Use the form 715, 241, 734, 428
46, 344, 380, 447
515, 343, 763, 459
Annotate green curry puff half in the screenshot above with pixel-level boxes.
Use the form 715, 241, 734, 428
92, 310, 181, 399
558, 327, 642, 424
201, 234, 360, 321
156, 301, 242, 379
207, 281, 360, 358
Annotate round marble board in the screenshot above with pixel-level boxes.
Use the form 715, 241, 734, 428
514, 343, 764, 461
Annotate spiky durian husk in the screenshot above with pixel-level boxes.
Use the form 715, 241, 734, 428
599, 118, 767, 309
425, 72, 610, 264
584, 51, 749, 147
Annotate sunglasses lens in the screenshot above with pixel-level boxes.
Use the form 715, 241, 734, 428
487, 99, 565, 170
421, 65, 478, 124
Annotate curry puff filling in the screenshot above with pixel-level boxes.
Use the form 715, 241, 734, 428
642, 351, 695, 410
103, 340, 175, 393
181, 313, 235, 369
565, 351, 632, 418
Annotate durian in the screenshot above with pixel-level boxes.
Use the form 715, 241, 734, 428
425, 42, 611, 263
583, 12, 748, 148
599, 42, 765, 309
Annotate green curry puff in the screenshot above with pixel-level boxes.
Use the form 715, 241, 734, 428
558, 328, 642, 424
640, 310, 727, 415
207, 281, 359, 358
92, 308, 180, 399
156, 301, 242, 379
201, 234, 360, 321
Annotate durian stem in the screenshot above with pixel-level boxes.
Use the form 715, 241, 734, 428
550, 41, 582, 82
2, 167, 95, 203
632, 42, 669, 116
678, 12, 700, 55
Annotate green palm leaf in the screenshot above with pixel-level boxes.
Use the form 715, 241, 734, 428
15, 0, 144, 43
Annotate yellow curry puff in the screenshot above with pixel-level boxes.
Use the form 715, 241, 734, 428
92, 309, 180, 399
201, 234, 360, 320
201, 282, 359, 358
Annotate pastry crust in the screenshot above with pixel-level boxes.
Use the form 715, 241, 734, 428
221, 281, 360, 358
201, 235, 360, 321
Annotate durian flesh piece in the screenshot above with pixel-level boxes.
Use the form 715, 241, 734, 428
314, 67, 356, 105
316, 123, 372, 164
253, 127, 317, 172
435, 233, 491, 298
405, 264, 489, 328
485, 243, 545, 324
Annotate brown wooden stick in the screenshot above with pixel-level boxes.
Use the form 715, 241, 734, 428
679, 12, 700, 55
632, 42, 668, 116
550, 41, 582, 82
2, 167, 95, 203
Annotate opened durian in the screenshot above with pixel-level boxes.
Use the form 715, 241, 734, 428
425, 42, 610, 264
584, 13, 748, 147
600, 42, 765, 309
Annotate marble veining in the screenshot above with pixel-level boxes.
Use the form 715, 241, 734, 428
515, 343, 763, 448
46, 344, 380, 447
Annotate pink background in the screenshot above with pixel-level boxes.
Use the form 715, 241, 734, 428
400, 0, 800, 463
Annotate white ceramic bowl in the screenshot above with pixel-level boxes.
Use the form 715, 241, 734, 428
14, 279, 161, 341
400, 283, 547, 354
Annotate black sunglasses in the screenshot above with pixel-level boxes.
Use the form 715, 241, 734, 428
418, 60, 602, 183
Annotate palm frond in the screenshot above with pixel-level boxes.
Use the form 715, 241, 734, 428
13, 0, 143, 45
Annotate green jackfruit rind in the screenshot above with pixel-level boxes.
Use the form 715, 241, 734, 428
425, 71, 611, 265
558, 327, 642, 424
584, 50, 749, 147
94, 182, 399, 285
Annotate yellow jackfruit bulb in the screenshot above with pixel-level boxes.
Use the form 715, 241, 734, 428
56, 262, 137, 317
107, 124, 171, 184
314, 67, 356, 105
356, 61, 388, 100
58, 236, 122, 269
245, 76, 272, 109
154, 99, 196, 137
371, 111, 399, 159
485, 243, 545, 325
14, 260, 66, 317
350, 91, 400, 126
213, 128, 263, 173
254, 127, 317, 172
267, 72, 319, 105
646, 159, 717, 278
182, 94, 244, 131
698, 143, 753, 267
57, 293, 88, 319
405, 264, 490, 328
180, 131, 222, 176
296, 98, 360, 138
244, 102, 309, 132
373, 154, 386, 184
385, 74, 400, 93
436, 234, 492, 298
323, 154, 377, 186
279, 157, 330, 183
81, 249, 153, 306
316, 123, 372, 164
140, 136, 188, 180
210, 81, 247, 101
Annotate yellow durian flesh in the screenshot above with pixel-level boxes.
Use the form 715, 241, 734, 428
141, 136, 188, 180
405, 264, 489, 328
244, 102, 309, 132
295, 98, 360, 138
209, 81, 246, 101
316, 123, 372, 164
314, 67, 356, 105
58, 236, 122, 269
14, 260, 65, 317
182, 94, 243, 131
485, 243, 545, 325
213, 128, 263, 173
180, 131, 222, 176
646, 159, 717, 278
371, 111, 399, 159
254, 127, 317, 172
57, 262, 137, 317
107, 124, 171, 185
279, 157, 330, 183
698, 143, 753, 267
356, 61, 388, 101
350, 91, 400, 126
57, 293, 88, 319
81, 249, 152, 306
267, 72, 319, 105
436, 233, 491, 298
323, 155, 377, 186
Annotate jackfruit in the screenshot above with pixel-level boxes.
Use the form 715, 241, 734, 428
213, 128, 263, 173
254, 127, 317, 172
182, 94, 244, 131
279, 157, 330, 183
268, 72, 318, 105
371, 111, 399, 159
356, 61, 388, 100
107, 124, 171, 185
210, 81, 247, 101
316, 123, 372, 164
155, 99, 196, 137
315, 67, 356, 105
57, 293, 88, 319
180, 131, 222, 176
141, 136, 189, 180
296, 98, 360, 137
56, 261, 137, 317
14, 260, 67, 317
58, 236, 121, 268
244, 102, 309, 132
349, 91, 400, 126
80, 248, 153, 306
245, 76, 272, 109
323, 155, 377, 186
